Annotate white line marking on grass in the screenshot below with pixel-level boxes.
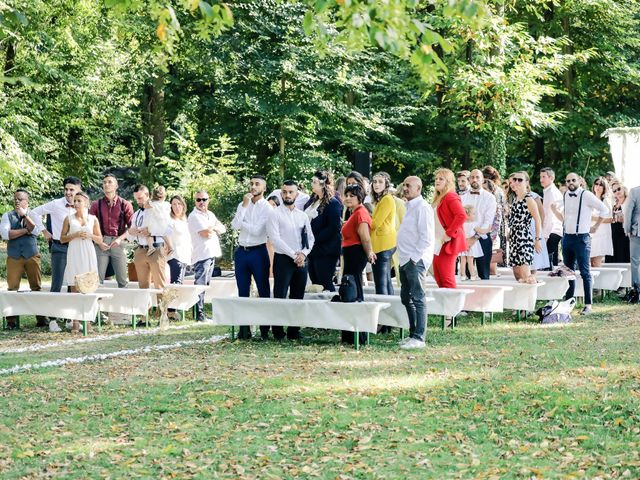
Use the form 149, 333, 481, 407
0, 324, 211, 354
0, 335, 227, 376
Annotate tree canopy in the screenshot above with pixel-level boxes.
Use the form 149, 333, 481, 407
1, 0, 639, 207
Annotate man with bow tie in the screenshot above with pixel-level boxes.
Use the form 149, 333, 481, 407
31, 176, 82, 331
460, 169, 497, 280
89, 174, 134, 288
551, 172, 609, 314
0, 189, 47, 330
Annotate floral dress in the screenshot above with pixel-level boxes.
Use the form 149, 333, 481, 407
508, 194, 534, 267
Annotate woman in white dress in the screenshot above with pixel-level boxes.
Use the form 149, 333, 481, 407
166, 195, 192, 321
590, 176, 613, 267
60, 191, 103, 333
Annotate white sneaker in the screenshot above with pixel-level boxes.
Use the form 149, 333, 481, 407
398, 337, 411, 345
49, 320, 61, 333
400, 338, 425, 349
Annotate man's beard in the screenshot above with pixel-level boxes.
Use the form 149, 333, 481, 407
471, 181, 480, 190
567, 183, 578, 191
283, 198, 295, 206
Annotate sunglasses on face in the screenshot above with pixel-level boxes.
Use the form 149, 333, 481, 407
512, 178, 525, 183
195, 198, 209, 202
565, 179, 578, 184
594, 182, 603, 187
613, 188, 622, 193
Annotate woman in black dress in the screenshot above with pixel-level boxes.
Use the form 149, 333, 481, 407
606, 181, 630, 263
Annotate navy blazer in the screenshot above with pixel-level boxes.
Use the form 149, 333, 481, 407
306, 196, 343, 258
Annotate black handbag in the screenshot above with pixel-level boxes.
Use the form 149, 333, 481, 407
338, 274, 358, 303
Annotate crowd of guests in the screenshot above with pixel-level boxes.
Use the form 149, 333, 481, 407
2, 166, 639, 345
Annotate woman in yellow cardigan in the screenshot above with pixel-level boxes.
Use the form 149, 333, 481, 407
371, 172, 397, 296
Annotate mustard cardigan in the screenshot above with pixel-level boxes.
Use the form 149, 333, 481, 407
371, 194, 397, 253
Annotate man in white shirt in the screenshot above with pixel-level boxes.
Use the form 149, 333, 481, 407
31, 176, 82, 330
397, 176, 435, 349
128, 185, 168, 295
551, 172, 609, 314
456, 170, 471, 195
460, 169, 497, 280
231, 175, 273, 339
267, 184, 310, 211
266, 180, 314, 340
539, 167, 563, 267
187, 190, 227, 322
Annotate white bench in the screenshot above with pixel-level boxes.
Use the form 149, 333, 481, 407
600, 263, 631, 289
591, 267, 625, 293
210, 297, 389, 349
203, 278, 239, 302
305, 292, 435, 331
0, 291, 112, 335
364, 286, 473, 329
96, 287, 161, 329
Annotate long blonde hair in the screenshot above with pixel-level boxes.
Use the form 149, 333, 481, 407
431, 168, 456, 207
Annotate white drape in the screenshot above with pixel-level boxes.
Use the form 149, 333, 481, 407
604, 127, 640, 189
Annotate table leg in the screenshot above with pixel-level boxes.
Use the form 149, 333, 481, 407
132, 315, 137, 330
366, 332, 370, 345
400, 328, 405, 340
2, 317, 5, 330
231, 326, 235, 340
97, 312, 102, 332
441, 316, 445, 331
481, 313, 485, 326
355, 329, 360, 351
146, 313, 149, 327
16, 317, 20, 329
490, 312, 494, 323
82, 321, 88, 336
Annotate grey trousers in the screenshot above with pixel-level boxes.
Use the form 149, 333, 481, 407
631, 236, 640, 289
95, 236, 128, 288
50, 242, 68, 293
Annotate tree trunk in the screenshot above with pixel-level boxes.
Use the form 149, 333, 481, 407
142, 74, 166, 167
3, 41, 16, 89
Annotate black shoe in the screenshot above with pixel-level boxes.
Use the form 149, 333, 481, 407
136, 320, 147, 328
237, 326, 252, 340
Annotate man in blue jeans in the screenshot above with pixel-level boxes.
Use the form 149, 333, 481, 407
551, 172, 609, 314
623, 185, 640, 301
396, 176, 435, 349
188, 191, 227, 322
231, 175, 272, 339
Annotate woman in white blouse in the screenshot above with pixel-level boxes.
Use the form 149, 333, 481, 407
590, 177, 613, 267
166, 195, 192, 320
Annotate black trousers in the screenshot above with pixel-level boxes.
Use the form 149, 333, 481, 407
546, 233, 562, 268
270, 253, 308, 339
308, 254, 339, 292
476, 236, 493, 280
341, 245, 368, 344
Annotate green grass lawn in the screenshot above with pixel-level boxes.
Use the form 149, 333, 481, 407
1, 299, 639, 479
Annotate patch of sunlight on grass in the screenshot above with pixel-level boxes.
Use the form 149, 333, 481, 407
270, 367, 495, 397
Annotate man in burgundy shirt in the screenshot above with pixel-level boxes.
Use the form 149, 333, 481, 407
89, 174, 134, 287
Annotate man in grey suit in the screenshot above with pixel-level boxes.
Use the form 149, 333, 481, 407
623, 185, 640, 302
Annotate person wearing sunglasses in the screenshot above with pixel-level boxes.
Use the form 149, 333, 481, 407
506, 172, 542, 282
589, 177, 614, 267
606, 181, 630, 264
550, 172, 609, 314
188, 191, 227, 322
623, 184, 640, 303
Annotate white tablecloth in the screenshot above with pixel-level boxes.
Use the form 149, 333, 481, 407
591, 267, 624, 291
96, 287, 160, 316
165, 285, 209, 310
462, 280, 540, 311
440, 283, 513, 313
203, 278, 239, 301
363, 286, 471, 318
210, 297, 389, 333
0, 291, 110, 322
600, 263, 631, 288
305, 292, 434, 329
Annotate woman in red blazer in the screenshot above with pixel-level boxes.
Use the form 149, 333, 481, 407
432, 168, 468, 288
